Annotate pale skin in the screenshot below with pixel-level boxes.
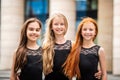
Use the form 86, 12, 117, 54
10, 52, 19, 80
72, 41, 103, 79
98, 47, 107, 80
81, 21, 107, 80
52, 16, 67, 44
10, 21, 41, 80
52, 17, 104, 79
94, 68, 102, 79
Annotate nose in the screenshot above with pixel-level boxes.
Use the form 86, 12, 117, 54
86, 30, 90, 33
33, 30, 37, 33
58, 24, 62, 28
86, 30, 90, 34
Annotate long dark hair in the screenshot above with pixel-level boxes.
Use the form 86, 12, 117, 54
14, 18, 42, 74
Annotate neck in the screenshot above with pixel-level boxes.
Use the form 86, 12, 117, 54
27, 41, 39, 49
82, 40, 95, 48
55, 35, 66, 44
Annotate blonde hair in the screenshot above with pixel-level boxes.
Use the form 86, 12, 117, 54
63, 17, 98, 79
14, 18, 42, 74
42, 13, 68, 75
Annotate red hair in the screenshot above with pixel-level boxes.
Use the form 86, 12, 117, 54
63, 17, 98, 79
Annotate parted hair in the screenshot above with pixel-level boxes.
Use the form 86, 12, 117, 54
14, 18, 42, 74
63, 17, 98, 79
42, 13, 68, 75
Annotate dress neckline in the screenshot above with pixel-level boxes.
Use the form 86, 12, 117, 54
55, 40, 68, 45
26, 46, 41, 51
82, 44, 97, 49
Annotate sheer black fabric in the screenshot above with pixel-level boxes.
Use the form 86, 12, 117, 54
45, 40, 71, 80
19, 47, 43, 80
78, 45, 100, 80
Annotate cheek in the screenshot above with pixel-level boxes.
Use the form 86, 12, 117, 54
26, 32, 31, 39
63, 26, 67, 32
64, 28, 66, 33
81, 31, 85, 35
26, 31, 29, 36
26, 31, 31, 36
52, 25, 56, 29
94, 31, 97, 36
36, 32, 41, 36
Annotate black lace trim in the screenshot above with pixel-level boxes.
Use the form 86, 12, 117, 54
26, 47, 42, 56
54, 40, 71, 50
81, 45, 100, 56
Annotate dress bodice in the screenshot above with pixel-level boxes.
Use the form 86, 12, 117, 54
19, 47, 43, 80
79, 45, 100, 80
45, 40, 71, 80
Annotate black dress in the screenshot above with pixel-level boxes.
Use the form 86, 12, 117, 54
45, 40, 71, 80
19, 47, 43, 80
79, 45, 100, 80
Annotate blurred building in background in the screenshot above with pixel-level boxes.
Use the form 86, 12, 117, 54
0, 0, 120, 75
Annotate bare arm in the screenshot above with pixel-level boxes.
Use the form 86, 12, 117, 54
98, 47, 107, 80
10, 52, 17, 80
71, 40, 75, 46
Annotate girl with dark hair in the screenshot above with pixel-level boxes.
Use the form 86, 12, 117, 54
10, 18, 43, 80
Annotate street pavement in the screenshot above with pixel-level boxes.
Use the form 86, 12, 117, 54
0, 70, 120, 80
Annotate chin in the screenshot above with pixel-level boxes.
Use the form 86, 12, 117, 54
29, 39, 37, 42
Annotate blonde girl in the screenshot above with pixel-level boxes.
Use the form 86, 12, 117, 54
42, 13, 71, 80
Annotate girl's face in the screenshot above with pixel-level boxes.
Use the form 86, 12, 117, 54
52, 17, 66, 36
81, 21, 96, 41
26, 21, 41, 42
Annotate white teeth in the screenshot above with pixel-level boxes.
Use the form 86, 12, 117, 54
31, 34, 35, 36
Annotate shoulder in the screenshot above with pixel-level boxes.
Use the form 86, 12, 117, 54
39, 46, 42, 50
71, 40, 75, 44
70, 40, 75, 45
38, 46, 43, 53
13, 49, 17, 57
66, 40, 73, 45
99, 47, 104, 52
98, 46, 105, 56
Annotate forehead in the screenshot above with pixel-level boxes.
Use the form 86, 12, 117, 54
83, 21, 95, 28
28, 21, 40, 28
52, 16, 64, 22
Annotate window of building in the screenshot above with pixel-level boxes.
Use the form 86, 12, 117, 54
76, 0, 98, 42
25, 0, 49, 45
76, 0, 98, 28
